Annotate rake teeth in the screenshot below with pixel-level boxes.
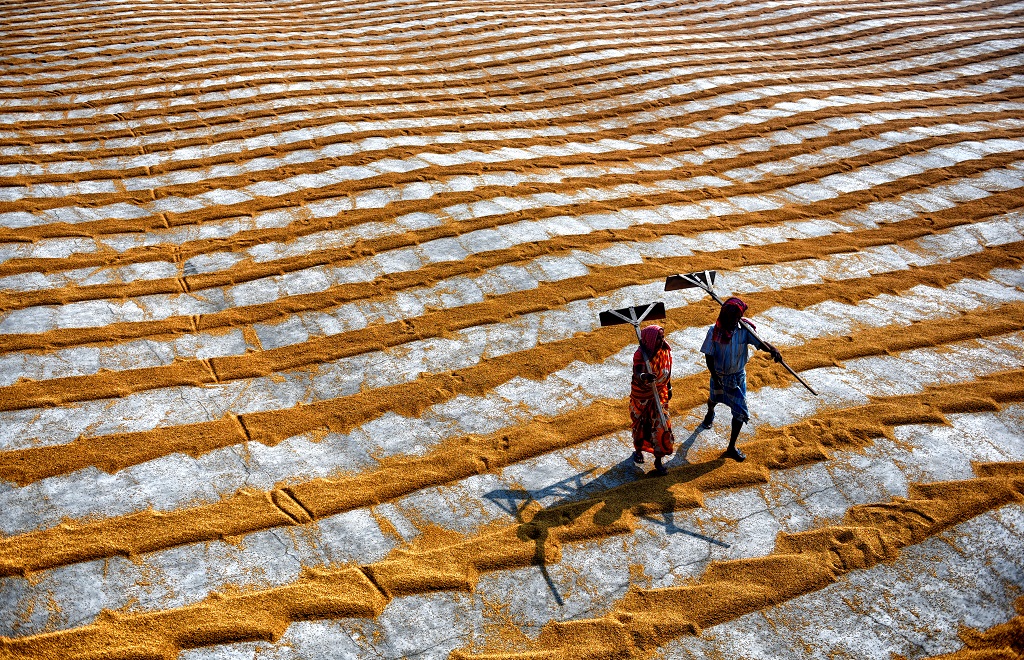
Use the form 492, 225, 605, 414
665, 270, 717, 291
598, 302, 667, 327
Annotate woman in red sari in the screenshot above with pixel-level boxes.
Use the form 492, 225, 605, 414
630, 324, 674, 475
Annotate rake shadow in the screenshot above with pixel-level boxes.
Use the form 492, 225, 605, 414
482, 445, 727, 605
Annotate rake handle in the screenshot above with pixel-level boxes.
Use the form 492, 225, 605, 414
699, 283, 818, 396
738, 319, 818, 396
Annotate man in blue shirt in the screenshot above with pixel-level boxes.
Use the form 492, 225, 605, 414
699, 297, 781, 462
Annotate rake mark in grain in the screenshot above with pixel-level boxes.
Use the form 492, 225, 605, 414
1, 314, 1022, 576
1, 0, 1022, 655
1, 461, 1020, 658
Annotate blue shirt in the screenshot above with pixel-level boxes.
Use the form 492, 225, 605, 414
700, 325, 766, 375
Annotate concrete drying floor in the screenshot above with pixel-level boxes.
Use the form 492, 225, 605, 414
0, 0, 1023, 658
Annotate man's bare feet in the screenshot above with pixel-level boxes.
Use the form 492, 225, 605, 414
723, 446, 746, 462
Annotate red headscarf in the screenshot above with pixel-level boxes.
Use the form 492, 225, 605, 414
712, 297, 755, 344
634, 324, 669, 366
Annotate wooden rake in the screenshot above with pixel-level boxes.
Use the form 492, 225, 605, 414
665, 270, 818, 396
599, 301, 671, 430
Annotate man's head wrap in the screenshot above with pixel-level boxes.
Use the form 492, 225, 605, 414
712, 297, 754, 344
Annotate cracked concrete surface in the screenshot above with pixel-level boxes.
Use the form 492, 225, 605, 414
2, 0, 1024, 658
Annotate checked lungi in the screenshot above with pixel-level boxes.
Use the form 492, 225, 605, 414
708, 371, 750, 423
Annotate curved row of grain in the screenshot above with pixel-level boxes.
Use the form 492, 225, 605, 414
0, 0, 1022, 658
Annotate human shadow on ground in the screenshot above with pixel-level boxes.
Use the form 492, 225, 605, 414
665, 425, 704, 468
639, 510, 731, 548
482, 456, 646, 518
483, 458, 640, 605
482, 439, 727, 605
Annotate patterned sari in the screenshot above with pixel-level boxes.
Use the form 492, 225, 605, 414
630, 326, 674, 457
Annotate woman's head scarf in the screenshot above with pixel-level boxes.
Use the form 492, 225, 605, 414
634, 324, 669, 365
712, 297, 755, 344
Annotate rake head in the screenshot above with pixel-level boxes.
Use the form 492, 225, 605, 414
664, 270, 717, 292
599, 302, 666, 327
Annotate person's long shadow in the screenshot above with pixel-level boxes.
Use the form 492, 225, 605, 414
639, 509, 732, 548
483, 438, 725, 605
665, 426, 703, 468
